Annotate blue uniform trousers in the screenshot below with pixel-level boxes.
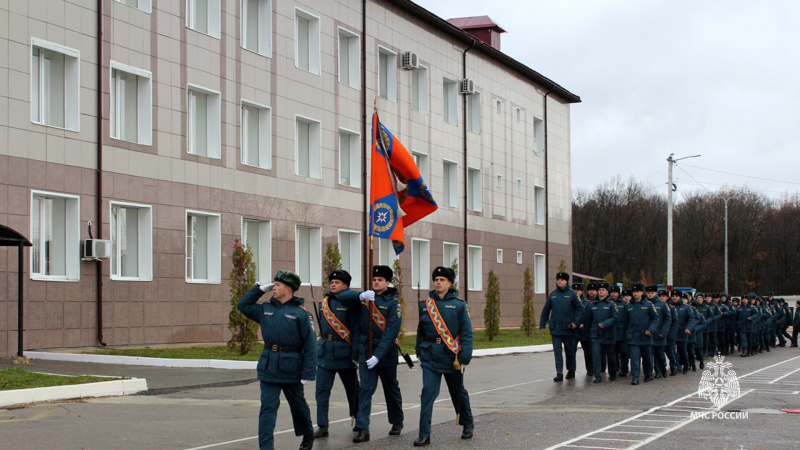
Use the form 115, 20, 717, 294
355, 362, 403, 430
653, 345, 667, 376
740, 331, 749, 350
592, 341, 616, 377
419, 366, 473, 437
666, 340, 678, 372
615, 341, 629, 375
259, 381, 313, 450
551, 334, 577, 374
628, 344, 652, 382
675, 341, 689, 370
315, 366, 359, 427
705, 331, 715, 356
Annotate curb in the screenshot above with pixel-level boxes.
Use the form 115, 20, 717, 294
0, 378, 148, 408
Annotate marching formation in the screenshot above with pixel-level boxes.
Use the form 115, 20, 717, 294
540, 272, 798, 386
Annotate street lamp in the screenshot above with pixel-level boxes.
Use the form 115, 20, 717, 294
666, 153, 701, 290
718, 193, 738, 295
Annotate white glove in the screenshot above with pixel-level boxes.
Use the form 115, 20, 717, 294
258, 283, 274, 293
359, 291, 376, 302
301, 379, 310, 385
366, 356, 379, 369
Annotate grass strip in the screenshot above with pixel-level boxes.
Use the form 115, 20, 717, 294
1, 367, 116, 391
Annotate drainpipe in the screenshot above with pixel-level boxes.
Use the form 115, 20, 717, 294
462, 40, 475, 302
543, 84, 554, 295
96, 0, 107, 346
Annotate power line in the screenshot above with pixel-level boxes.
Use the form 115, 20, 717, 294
680, 163, 800, 186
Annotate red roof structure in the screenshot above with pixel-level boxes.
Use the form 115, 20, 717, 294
447, 15, 506, 51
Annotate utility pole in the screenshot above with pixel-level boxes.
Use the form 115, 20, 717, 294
666, 153, 700, 290
719, 194, 738, 294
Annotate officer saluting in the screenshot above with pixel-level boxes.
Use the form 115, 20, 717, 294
540, 272, 583, 381
415, 266, 474, 447
237, 270, 316, 450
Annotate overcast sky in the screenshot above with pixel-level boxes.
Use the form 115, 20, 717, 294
413, 0, 800, 202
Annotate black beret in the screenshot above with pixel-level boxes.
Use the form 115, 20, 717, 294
571, 283, 582, 290
432, 266, 455, 283
274, 270, 301, 291
597, 282, 610, 290
587, 282, 599, 290
671, 290, 681, 297
609, 285, 621, 294
556, 272, 570, 281
371, 265, 393, 282
622, 288, 633, 296
631, 282, 644, 292
645, 284, 658, 292
658, 289, 669, 296
328, 269, 352, 286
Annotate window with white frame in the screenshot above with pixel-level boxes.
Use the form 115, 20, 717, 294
115, 0, 152, 13
338, 27, 360, 89
534, 186, 545, 225
496, 174, 503, 189
443, 242, 458, 272
516, 251, 523, 265
241, 101, 271, 169
497, 249, 503, 264
496, 99, 502, 115
411, 151, 429, 182
534, 253, 545, 293
188, 85, 221, 158
339, 129, 361, 188
242, 0, 271, 56
533, 116, 544, 155
296, 115, 321, 179
30, 191, 80, 280
30, 39, 80, 131
378, 46, 397, 102
378, 237, 399, 267
242, 219, 271, 284
467, 245, 482, 291
516, 178, 522, 193
516, 107, 521, 122
467, 90, 481, 133
443, 160, 458, 207
110, 62, 152, 145
295, 8, 320, 75
412, 238, 430, 290
295, 226, 321, 286
338, 230, 362, 288
186, 0, 221, 38
186, 210, 221, 283
467, 167, 481, 212
110, 202, 153, 281
412, 65, 429, 113
443, 78, 458, 126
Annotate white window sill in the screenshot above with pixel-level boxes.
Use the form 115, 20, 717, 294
241, 47, 272, 58
111, 276, 152, 282
186, 27, 221, 40
186, 278, 221, 285
31, 120, 79, 133
30, 275, 79, 282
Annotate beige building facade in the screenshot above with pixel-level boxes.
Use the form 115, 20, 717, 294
0, 0, 579, 356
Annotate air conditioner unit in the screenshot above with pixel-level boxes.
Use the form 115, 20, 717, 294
460, 78, 475, 95
402, 51, 419, 70
83, 239, 112, 261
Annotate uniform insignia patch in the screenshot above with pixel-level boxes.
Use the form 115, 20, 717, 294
285, 314, 297, 320
466, 305, 470, 317
264, 311, 273, 316
397, 307, 402, 318
445, 305, 456, 309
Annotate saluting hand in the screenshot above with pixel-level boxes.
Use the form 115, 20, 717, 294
360, 291, 376, 302
258, 282, 274, 293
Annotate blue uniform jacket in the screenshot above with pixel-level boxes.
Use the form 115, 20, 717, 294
416, 290, 473, 374
613, 299, 628, 341
673, 303, 698, 342
697, 303, 715, 332
355, 287, 402, 368
736, 304, 755, 333
793, 309, 800, 329
238, 285, 317, 383
716, 303, 731, 331
692, 308, 707, 346
578, 298, 595, 340
651, 299, 672, 345
622, 300, 659, 346
582, 297, 619, 344
723, 303, 735, 329
539, 286, 584, 336
316, 288, 361, 371
667, 304, 680, 341
752, 306, 763, 331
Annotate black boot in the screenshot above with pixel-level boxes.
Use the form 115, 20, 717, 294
299, 434, 314, 450
353, 430, 370, 443
593, 375, 602, 383
312, 427, 328, 439
414, 436, 430, 447
461, 424, 474, 439
565, 370, 575, 379
389, 423, 403, 436
553, 373, 563, 382
682, 366, 688, 375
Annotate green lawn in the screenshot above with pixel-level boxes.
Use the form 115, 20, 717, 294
85, 328, 552, 361
1, 367, 116, 391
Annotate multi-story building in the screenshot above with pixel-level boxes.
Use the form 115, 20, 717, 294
0, 0, 579, 356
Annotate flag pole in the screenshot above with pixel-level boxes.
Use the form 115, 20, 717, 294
367, 98, 377, 359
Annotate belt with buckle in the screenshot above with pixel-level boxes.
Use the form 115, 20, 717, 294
426, 337, 443, 344
325, 334, 347, 342
265, 343, 303, 353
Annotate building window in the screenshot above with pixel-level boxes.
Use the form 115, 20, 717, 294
467, 90, 481, 133
516, 107, 521, 122
186, 210, 221, 283
412, 238, 430, 290
338, 230, 362, 288
242, 219, 271, 284
497, 249, 503, 264
186, 0, 221, 38
410, 153, 429, 185
378, 46, 397, 102
295, 226, 321, 286
467, 167, 481, 212
338, 27, 360, 89
242, 0, 271, 56
295, 7, 320, 75
241, 101, 271, 169
115, 0, 152, 13
496, 99, 502, 115
339, 129, 361, 188
110, 61, 152, 145
468, 245, 482, 291
110, 202, 153, 281
533, 116, 544, 155
30, 39, 80, 131
412, 65, 429, 114
534, 186, 545, 225
443, 243, 459, 286
534, 253, 546, 293
516, 251, 523, 265
516, 178, 522, 193
296, 115, 321, 179
443, 160, 458, 207
378, 238, 399, 267
496, 174, 503, 189
443, 78, 458, 126
30, 191, 80, 280
188, 85, 221, 158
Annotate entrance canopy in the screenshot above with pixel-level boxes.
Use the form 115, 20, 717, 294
1, 223, 32, 358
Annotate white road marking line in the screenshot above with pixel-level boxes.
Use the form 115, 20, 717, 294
598, 431, 652, 435
616, 425, 668, 429
582, 438, 643, 442
181, 378, 546, 450
770, 367, 800, 383
629, 419, 682, 423
738, 355, 800, 378
562, 445, 622, 449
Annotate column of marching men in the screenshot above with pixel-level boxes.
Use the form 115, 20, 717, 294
540, 272, 799, 386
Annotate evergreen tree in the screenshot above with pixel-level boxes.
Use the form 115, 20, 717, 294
393, 258, 406, 341
558, 259, 568, 273
484, 270, 501, 341
450, 257, 459, 294
322, 243, 342, 293
228, 239, 259, 355
604, 272, 614, 284
521, 267, 535, 337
